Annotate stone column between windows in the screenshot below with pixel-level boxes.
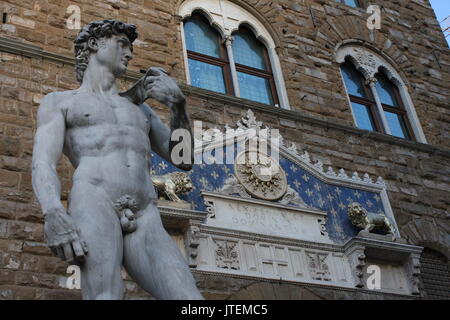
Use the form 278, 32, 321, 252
180, 21, 191, 85
268, 47, 290, 109
224, 35, 240, 97
368, 79, 391, 135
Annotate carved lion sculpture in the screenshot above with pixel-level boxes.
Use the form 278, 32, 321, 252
348, 202, 396, 237
152, 172, 193, 203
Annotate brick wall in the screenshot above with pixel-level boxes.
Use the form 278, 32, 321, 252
0, 0, 449, 299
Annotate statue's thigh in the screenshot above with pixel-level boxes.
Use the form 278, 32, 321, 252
68, 183, 124, 299
123, 204, 202, 299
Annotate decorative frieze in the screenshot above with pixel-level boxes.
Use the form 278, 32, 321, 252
214, 240, 240, 270
305, 252, 332, 281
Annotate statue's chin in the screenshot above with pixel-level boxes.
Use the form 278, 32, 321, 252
114, 66, 127, 78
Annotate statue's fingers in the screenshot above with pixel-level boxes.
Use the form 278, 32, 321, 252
63, 243, 75, 264
144, 76, 158, 85
144, 82, 155, 91
146, 67, 167, 77
71, 240, 86, 263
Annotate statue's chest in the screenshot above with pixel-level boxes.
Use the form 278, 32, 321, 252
66, 96, 149, 132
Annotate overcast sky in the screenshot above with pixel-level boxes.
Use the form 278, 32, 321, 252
429, 0, 449, 46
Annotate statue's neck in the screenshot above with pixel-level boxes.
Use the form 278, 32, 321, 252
79, 59, 118, 95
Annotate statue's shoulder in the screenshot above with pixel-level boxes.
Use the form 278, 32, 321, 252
39, 90, 78, 112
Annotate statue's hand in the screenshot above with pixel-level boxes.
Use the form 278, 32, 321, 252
142, 67, 185, 106
44, 208, 88, 264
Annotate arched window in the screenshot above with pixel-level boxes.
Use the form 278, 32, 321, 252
183, 13, 233, 95
340, 61, 380, 132
179, 0, 290, 109
336, 46, 427, 143
374, 72, 412, 139
419, 248, 450, 300
232, 27, 277, 105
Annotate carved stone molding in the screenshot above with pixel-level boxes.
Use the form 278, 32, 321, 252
220, 174, 252, 199
346, 247, 366, 288
406, 253, 421, 295
305, 252, 332, 281
204, 200, 216, 219
186, 225, 201, 268
214, 240, 240, 270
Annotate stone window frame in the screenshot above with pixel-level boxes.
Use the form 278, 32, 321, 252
178, 0, 291, 110
336, 45, 427, 144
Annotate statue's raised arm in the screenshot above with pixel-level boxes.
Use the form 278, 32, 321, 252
121, 67, 193, 171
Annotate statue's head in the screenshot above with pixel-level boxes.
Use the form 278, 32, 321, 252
74, 19, 138, 83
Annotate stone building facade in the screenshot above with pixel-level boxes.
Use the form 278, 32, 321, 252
0, 0, 449, 299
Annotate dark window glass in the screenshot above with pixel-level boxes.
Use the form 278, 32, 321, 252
232, 31, 267, 70
237, 72, 273, 105
375, 72, 413, 140
335, 0, 360, 8
385, 111, 409, 139
375, 73, 399, 107
340, 61, 379, 132
184, 16, 221, 58
341, 63, 367, 98
352, 102, 376, 131
188, 59, 226, 94
232, 27, 278, 106
184, 14, 232, 95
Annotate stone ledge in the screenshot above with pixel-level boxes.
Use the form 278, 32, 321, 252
1, 36, 449, 159
181, 84, 450, 159
192, 270, 417, 300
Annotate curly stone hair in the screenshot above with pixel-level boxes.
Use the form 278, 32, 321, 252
74, 19, 138, 83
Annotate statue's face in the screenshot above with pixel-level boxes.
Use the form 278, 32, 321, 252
93, 34, 133, 77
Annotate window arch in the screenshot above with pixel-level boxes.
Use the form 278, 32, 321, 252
336, 45, 427, 143
179, 0, 290, 109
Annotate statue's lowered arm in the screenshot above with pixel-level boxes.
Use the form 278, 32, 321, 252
31, 93, 88, 264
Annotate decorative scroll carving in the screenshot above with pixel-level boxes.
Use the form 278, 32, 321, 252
318, 217, 328, 237
187, 225, 200, 268
279, 186, 308, 208
352, 48, 378, 82
205, 200, 215, 219
306, 252, 331, 281
214, 240, 240, 270
406, 253, 421, 295
346, 245, 366, 288
220, 174, 252, 198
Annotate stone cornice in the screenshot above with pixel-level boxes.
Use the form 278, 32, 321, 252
1, 37, 449, 158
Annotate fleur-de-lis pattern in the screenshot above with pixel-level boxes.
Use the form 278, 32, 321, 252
150, 148, 386, 243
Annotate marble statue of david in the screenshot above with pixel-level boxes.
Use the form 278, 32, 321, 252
31, 20, 203, 300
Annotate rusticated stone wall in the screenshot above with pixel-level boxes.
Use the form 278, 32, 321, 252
0, 0, 449, 299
